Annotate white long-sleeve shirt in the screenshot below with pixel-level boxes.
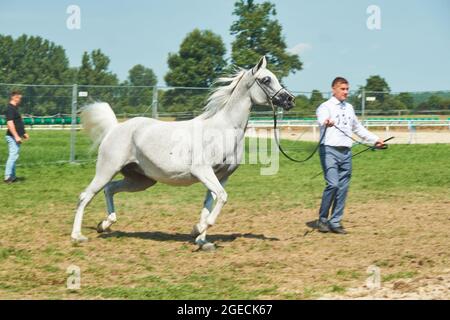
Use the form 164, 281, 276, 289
316, 96, 379, 148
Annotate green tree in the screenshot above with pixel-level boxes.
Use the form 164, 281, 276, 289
127, 64, 157, 87
383, 96, 406, 113
0, 34, 74, 115
76, 50, 118, 85
364, 75, 390, 103
294, 94, 314, 117
163, 29, 226, 113
121, 64, 157, 111
165, 29, 226, 87
348, 89, 363, 111
309, 90, 326, 108
229, 0, 302, 79
76, 49, 119, 107
426, 95, 443, 110
396, 92, 414, 109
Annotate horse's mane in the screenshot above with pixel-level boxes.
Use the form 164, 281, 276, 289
200, 68, 246, 119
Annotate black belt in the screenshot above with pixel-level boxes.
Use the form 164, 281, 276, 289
324, 145, 351, 151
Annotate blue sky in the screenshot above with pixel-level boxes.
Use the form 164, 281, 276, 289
0, 0, 449, 93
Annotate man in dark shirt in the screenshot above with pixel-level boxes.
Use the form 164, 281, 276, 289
4, 91, 29, 183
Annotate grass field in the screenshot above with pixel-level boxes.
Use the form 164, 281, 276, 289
0, 130, 449, 299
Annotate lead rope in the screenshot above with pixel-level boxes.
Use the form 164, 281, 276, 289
255, 78, 393, 164
309, 136, 395, 180
270, 99, 394, 168
272, 106, 327, 163
253, 79, 328, 163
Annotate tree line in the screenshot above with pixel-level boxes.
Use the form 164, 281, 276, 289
294, 75, 450, 117
1, 0, 448, 116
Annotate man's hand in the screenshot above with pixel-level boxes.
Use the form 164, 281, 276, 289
324, 119, 335, 127
14, 136, 22, 144
23, 133, 29, 140
375, 139, 385, 148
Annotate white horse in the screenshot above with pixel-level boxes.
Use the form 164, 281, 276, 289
71, 56, 295, 250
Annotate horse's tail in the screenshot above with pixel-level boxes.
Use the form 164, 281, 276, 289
80, 102, 118, 148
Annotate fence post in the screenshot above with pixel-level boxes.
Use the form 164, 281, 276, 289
361, 88, 366, 124
70, 84, 78, 163
152, 86, 158, 119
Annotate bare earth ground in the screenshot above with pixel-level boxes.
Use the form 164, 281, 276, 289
320, 271, 450, 300
0, 191, 448, 299
247, 126, 450, 144
0, 131, 448, 299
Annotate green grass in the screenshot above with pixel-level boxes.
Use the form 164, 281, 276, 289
1, 130, 449, 202
382, 271, 418, 282
336, 269, 362, 280
83, 283, 277, 300
329, 285, 346, 294
0, 247, 31, 262
0, 129, 95, 165
0, 130, 449, 299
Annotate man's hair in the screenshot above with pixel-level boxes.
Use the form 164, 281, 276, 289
331, 77, 349, 88
10, 90, 22, 98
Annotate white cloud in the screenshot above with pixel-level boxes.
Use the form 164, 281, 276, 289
287, 43, 312, 55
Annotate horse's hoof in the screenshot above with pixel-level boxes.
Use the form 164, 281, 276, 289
200, 242, 216, 252
71, 234, 88, 243
97, 221, 104, 233
191, 224, 201, 238
96, 221, 111, 233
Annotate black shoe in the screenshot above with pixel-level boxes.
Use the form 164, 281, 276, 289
330, 226, 347, 235
4, 177, 15, 184
317, 220, 330, 233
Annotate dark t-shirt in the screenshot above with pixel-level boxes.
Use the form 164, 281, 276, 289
5, 104, 26, 137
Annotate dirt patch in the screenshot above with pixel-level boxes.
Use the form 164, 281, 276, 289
0, 193, 449, 299
320, 271, 450, 300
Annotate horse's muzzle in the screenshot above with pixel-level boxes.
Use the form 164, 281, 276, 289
273, 90, 295, 110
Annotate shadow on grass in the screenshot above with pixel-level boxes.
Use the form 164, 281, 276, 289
96, 230, 279, 243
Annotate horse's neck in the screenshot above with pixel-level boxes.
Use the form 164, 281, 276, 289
214, 86, 252, 130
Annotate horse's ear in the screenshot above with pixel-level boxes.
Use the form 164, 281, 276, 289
252, 56, 267, 75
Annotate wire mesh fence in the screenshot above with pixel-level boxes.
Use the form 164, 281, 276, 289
0, 82, 449, 168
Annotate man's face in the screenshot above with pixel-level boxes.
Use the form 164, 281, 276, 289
10, 94, 22, 106
332, 83, 349, 101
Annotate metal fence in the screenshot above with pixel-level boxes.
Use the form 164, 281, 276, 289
0, 83, 449, 167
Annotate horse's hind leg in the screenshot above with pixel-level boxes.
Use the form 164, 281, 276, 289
98, 174, 156, 233
71, 167, 119, 243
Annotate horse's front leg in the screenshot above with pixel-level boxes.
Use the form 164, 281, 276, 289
191, 167, 228, 250
192, 176, 229, 245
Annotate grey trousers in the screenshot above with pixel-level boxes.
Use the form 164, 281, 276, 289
318, 145, 352, 228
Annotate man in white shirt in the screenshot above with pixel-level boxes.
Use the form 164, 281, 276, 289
316, 77, 384, 234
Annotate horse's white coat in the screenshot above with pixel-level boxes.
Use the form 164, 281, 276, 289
70, 56, 294, 247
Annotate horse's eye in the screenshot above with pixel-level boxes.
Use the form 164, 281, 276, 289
261, 76, 271, 85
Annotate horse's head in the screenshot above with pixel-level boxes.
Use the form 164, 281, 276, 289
248, 56, 295, 111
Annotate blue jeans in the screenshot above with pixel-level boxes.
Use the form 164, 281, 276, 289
318, 145, 352, 228
4, 135, 21, 180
